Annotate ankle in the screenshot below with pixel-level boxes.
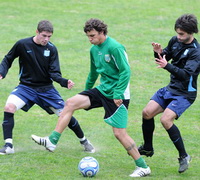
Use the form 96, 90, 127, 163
5, 143, 13, 148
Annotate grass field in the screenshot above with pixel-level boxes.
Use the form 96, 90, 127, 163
0, 0, 199, 179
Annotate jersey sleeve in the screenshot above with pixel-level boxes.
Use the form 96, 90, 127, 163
0, 41, 20, 78
48, 47, 69, 88
85, 51, 99, 90
164, 49, 200, 80
112, 47, 130, 99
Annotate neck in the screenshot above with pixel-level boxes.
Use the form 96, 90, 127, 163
33, 36, 38, 44
99, 35, 107, 44
187, 37, 194, 44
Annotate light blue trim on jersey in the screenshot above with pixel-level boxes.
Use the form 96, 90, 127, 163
19, 67, 23, 79
48, 41, 54, 47
193, 43, 197, 48
188, 76, 196, 92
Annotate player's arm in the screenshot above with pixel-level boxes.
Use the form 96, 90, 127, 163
112, 48, 130, 100
155, 54, 168, 68
152, 42, 163, 54
48, 47, 71, 88
165, 52, 200, 80
67, 79, 75, 89
0, 41, 20, 78
85, 54, 99, 90
114, 99, 123, 107
153, 36, 176, 61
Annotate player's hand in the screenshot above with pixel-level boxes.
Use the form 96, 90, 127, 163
114, 99, 123, 107
67, 80, 75, 89
155, 54, 167, 68
152, 42, 162, 54
0, 75, 3, 80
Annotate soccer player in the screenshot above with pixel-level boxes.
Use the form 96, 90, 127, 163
32, 18, 151, 177
0, 20, 94, 155
138, 14, 200, 173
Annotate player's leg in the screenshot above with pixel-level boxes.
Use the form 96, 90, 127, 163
0, 95, 26, 155
31, 87, 94, 152
138, 100, 163, 157
139, 88, 167, 157
46, 107, 95, 153
32, 94, 91, 152
112, 127, 151, 177
101, 96, 151, 177
55, 94, 91, 133
162, 97, 192, 173
68, 116, 95, 153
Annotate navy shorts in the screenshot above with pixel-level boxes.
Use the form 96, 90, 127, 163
151, 87, 192, 118
10, 84, 64, 114
79, 88, 130, 128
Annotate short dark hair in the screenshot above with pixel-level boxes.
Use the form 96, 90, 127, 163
37, 20, 53, 33
84, 18, 108, 35
174, 14, 198, 34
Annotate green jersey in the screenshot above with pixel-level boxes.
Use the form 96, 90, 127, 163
85, 36, 130, 100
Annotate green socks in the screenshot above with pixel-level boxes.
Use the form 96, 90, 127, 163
135, 157, 148, 168
49, 131, 61, 145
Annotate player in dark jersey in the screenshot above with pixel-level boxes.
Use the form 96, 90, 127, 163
0, 20, 94, 155
138, 14, 200, 173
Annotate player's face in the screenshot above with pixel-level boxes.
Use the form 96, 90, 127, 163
86, 29, 105, 45
35, 30, 52, 46
176, 28, 193, 44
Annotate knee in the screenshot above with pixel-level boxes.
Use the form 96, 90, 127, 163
4, 104, 16, 113
113, 129, 126, 141
160, 117, 172, 130
64, 98, 76, 110
113, 131, 120, 140
142, 108, 153, 119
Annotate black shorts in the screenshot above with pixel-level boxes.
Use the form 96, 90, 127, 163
79, 88, 129, 128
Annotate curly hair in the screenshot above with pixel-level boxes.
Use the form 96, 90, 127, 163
174, 14, 198, 34
84, 18, 108, 35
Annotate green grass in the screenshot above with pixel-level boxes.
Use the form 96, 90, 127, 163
0, 0, 200, 179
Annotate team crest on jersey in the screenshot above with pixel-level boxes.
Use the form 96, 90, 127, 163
105, 54, 111, 62
183, 49, 189, 56
44, 49, 50, 57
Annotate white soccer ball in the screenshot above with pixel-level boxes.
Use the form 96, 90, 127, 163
78, 156, 99, 177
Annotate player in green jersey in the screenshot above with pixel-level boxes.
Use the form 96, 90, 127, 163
32, 18, 151, 177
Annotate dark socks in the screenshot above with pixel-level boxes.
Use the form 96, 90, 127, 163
68, 116, 84, 139
5, 143, 13, 148
2, 112, 14, 140
142, 118, 155, 150
167, 124, 187, 157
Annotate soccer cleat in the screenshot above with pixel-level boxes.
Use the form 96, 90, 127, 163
31, 135, 56, 152
129, 166, 151, 177
178, 154, 191, 173
80, 139, 95, 153
138, 144, 154, 157
0, 143, 15, 155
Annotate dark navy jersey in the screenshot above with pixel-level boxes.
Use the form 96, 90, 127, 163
155, 36, 200, 103
0, 37, 68, 88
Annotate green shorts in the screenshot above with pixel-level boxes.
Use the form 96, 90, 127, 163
79, 88, 129, 128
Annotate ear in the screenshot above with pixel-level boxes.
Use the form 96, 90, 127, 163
100, 31, 104, 35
